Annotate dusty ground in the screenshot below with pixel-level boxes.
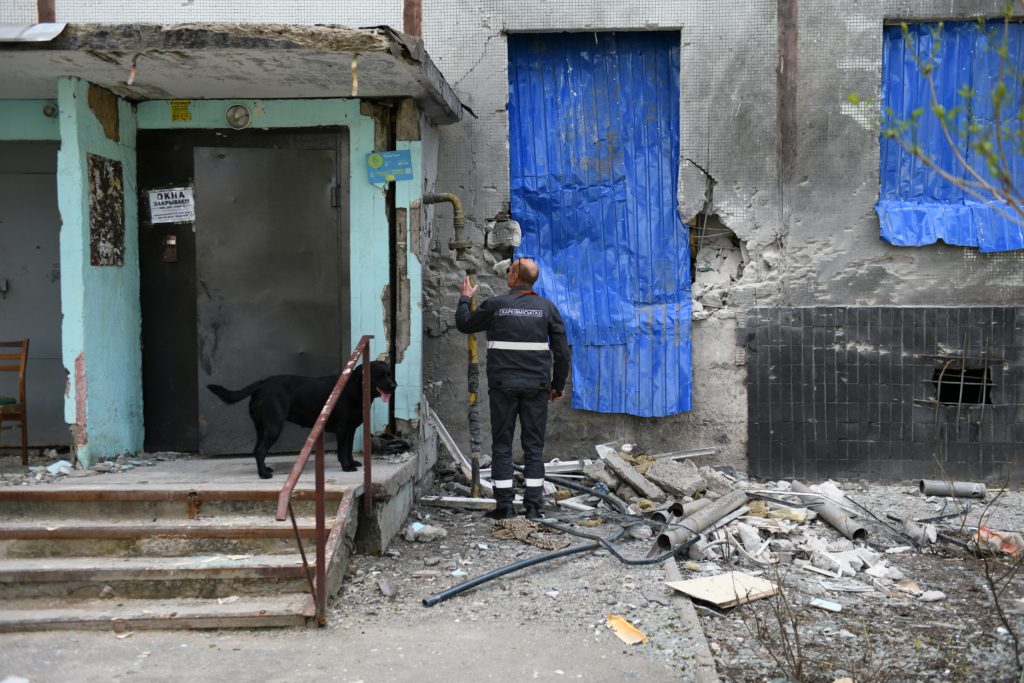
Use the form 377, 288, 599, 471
335, 468, 1024, 683
1, 449, 1022, 682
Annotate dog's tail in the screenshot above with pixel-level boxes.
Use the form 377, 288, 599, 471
206, 381, 263, 405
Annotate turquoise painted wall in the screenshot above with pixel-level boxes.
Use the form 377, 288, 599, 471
137, 98, 420, 435
56, 78, 143, 466
0, 100, 60, 141
395, 140, 424, 422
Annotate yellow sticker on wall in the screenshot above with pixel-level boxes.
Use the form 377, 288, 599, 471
169, 99, 192, 122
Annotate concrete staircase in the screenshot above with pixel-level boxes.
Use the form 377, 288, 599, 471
0, 486, 358, 631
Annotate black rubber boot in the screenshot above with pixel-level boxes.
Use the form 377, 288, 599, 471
524, 504, 545, 520
484, 506, 516, 520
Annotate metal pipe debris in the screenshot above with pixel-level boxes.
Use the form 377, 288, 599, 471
656, 489, 749, 551
919, 479, 987, 499
651, 497, 715, 525
415, 193, 482, 496
791, 480, 867, 542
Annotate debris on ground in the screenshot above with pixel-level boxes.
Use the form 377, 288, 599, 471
975, 525, 1024, 556
491, 517, 568, 550
403, 522, 447, 543
666, 570, 779, 608
0, 450, 174, 486
606, 614, 648, 645
392, 432, 1024, 680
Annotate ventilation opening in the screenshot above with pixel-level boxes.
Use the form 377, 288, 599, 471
931, 367, 993, 405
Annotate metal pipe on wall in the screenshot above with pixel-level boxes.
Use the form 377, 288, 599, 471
412, 194, 481, 494
37, 0, 55, 22
403, 0, 422, 37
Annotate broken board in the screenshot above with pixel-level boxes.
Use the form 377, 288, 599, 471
665, 571, 779, 608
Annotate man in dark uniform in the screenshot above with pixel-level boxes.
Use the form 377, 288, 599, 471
455, 257, 570, 520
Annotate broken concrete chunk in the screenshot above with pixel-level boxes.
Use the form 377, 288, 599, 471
828, 539, 856, 553
832, 550, 866, 573
919, 590, 946, 603
808, 479, 849, 503
853, 547, 881, 568
865, 561, 905, 581
733, 522, 762, 555
403, 522, 448, 543
45, 459, 73, 475
615, 482, 640, 503
644, 459, 704, 498
583, 459, 620, 488
811, 551, 856, 577
697, 466, 740, 495
627, 524, 653, 540
902, 519, 938, 546
600, 450, 666, 502
886, 545, 914, 554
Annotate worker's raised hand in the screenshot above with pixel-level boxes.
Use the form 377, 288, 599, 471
460, 276, 478, 298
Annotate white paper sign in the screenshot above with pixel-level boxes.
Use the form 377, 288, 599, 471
148, 187, 195, 224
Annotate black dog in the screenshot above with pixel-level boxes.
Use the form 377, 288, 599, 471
207, 361, 397, 479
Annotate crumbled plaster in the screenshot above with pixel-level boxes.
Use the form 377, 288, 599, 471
87, 84, 119, 142
70, 352, 88, 459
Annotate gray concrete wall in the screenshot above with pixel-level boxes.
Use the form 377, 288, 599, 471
785, 0, 1024, 308
421, 1, 779, 469
12, 0, 1021, 472
419, 0, 1024, 471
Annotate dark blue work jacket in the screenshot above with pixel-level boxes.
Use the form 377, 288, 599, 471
455, 285, 570, 392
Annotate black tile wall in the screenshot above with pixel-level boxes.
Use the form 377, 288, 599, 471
744, 307, 1024, 482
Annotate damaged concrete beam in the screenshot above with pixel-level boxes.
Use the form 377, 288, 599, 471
599, 450, 666, 502
645, 460, 705, 498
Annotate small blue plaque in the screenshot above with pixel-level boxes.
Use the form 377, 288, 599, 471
367, 150, 414, 183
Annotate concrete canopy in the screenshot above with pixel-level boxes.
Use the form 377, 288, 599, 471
0, 23, 463, 124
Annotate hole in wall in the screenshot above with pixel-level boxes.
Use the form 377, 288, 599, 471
931, 367, 993, 405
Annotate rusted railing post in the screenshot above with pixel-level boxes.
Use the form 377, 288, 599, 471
363, 346, 373, 516
315, 432, 327, 625
274, 334, 374, 628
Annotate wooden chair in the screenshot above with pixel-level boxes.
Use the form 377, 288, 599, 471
0, 339, 29, 465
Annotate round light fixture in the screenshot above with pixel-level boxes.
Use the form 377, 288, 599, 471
225, 104, 251, 130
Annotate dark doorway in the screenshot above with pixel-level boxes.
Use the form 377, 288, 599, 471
138, 130, 349, 454
0, 142, 66, 446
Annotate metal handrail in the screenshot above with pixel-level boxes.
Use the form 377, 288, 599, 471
274, 334, 374, 625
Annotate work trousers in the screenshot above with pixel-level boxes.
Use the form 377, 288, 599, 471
488, 387, 549, 508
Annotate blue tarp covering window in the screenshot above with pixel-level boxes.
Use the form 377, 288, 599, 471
508, 32, 691, 417
878, 22, 1024, 252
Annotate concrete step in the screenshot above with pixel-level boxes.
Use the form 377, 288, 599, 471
0, 487, 345, 519
0, 516, 332, 558
0, 594, 314, 631
0, 554, 314, 599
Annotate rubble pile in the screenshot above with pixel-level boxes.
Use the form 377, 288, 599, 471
0, 451, 172, 486
392, 435, 1024, 681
